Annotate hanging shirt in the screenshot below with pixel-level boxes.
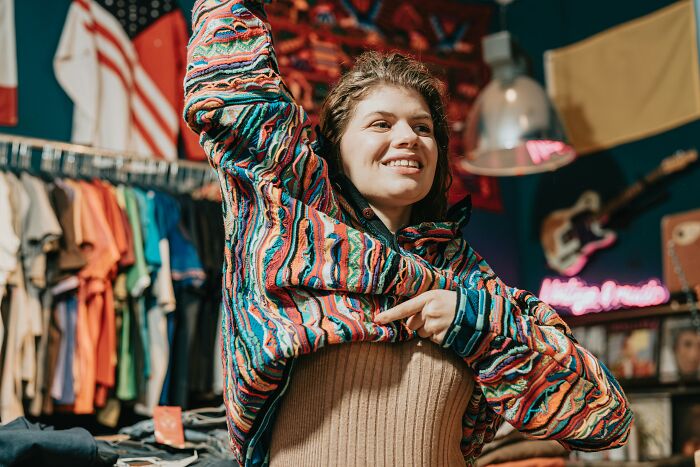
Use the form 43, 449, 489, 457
53, 0, 204, 160
71, 180, 120, 414
122, 186, 150, 297
152, 192, 179, 312
18, 174, 62, 399
50, 296, 78, 406
122, 186, 152, 396
20, 174, 62, 288
0, 172, 30, 423
0, 173, 20, 349
132, 188, 161, 273
133, 191, 181, 416
46, 180, 86, 287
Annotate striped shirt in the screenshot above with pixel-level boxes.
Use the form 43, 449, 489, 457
183, 1, 633, 465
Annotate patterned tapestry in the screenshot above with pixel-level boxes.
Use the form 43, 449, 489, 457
267, 0, 503, 211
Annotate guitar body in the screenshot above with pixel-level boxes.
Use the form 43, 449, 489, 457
540, 150, 696, 276
540, 191, 617, 276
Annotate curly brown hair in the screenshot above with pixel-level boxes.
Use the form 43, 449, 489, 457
318, 51, 452, 224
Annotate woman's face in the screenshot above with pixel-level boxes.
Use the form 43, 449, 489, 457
339, 85, 438, 213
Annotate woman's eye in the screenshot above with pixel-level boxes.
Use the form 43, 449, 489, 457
415, 124, 432, 135
371, 121, 391, 129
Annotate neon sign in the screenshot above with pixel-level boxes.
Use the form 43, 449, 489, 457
538, 277, 669, 315
526, 140, 572, 165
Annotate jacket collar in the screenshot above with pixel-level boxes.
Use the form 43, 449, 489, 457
332, 172, 471, 249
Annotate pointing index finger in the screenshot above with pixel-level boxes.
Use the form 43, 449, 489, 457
374, 294, 426, 324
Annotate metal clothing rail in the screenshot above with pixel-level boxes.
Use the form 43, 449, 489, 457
0, 133, 217, 194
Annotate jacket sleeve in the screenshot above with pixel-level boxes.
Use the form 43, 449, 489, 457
184, 0, 334, 211
186, 0, 463, 303
441, 245, 633, 451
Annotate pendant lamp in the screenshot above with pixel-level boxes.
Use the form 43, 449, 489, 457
460, 1, 575, 177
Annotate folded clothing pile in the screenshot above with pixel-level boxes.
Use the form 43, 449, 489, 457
0, 406, 236, 467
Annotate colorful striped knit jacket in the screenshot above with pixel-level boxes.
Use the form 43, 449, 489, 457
184, 1, 633, 465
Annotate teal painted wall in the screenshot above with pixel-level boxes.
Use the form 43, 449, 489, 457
3, 0, 699, 294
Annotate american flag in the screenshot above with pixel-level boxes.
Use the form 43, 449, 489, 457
54, 0, 203, 160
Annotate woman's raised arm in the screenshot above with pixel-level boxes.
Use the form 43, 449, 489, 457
184, 0, 333, 208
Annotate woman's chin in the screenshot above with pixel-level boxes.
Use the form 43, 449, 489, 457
374, 187, 429, 206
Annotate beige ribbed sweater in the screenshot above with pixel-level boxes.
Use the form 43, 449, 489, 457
269, 339, 475, 466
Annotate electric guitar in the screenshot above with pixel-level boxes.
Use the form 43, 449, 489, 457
540, 149, 698, 276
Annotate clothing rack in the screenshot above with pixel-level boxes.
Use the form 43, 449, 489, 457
0, 133, 217, 194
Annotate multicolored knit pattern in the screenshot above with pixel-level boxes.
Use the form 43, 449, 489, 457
184, 1, 633, 465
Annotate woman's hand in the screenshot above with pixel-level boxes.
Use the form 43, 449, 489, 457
373, 290, 458, 345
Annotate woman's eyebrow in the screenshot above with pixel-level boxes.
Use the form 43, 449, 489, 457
363, 110, 432, 120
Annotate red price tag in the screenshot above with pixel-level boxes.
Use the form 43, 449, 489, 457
153, 406, 185, 447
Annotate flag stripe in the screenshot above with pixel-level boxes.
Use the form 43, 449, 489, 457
0, 0, 17, 125
0, 86, 17, 126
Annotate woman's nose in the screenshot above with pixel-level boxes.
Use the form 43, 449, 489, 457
391, 121, 418, 147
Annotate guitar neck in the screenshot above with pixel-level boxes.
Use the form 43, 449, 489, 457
596, 171, 660, 223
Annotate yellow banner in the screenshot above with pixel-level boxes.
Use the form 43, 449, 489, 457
545, 1, 700, 154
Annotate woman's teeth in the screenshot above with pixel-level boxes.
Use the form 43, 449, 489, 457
385, 160, 420, 168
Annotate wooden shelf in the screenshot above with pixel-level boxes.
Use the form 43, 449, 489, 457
562, 300, 694, 327
621, 382, 700, 396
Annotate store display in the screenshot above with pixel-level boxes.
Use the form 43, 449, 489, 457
541, 149, 697, 276
673, 396, 700, 457
628, 394, 673, 460
0, 137, 224, 424
662, 208, 700, 295
606, 319, 659, 381
570, 325, 606, 360
659, 316, 700, 383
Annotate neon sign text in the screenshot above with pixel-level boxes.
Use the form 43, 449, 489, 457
538, 277, 669, 315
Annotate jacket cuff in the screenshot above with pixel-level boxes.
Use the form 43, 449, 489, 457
441, 286, 490, 358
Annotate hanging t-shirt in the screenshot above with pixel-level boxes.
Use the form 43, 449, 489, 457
112, 185, 136, 270
47, 180, 87, 285
122, 186, 150, 297
19, 174, 62, 288
71, 180, 120, 414
133, 188, 161, 273
0, 172, 30, 423
18, 174, 62, 399
152, 192, 179, 312
0, 173, 20, 350
133, 190, 182, 416
122, 187, 152, 395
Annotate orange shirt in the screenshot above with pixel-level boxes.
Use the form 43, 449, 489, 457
70, 180, 120, 414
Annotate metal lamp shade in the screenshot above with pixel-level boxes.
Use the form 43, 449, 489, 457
461, 75, 576, 176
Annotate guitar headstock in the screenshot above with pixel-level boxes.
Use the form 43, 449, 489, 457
660, 149, 698, 174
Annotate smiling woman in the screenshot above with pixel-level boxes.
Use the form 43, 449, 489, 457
319, 51, 453, 229
337, 85, 438, 233
184, 1, 633, 466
